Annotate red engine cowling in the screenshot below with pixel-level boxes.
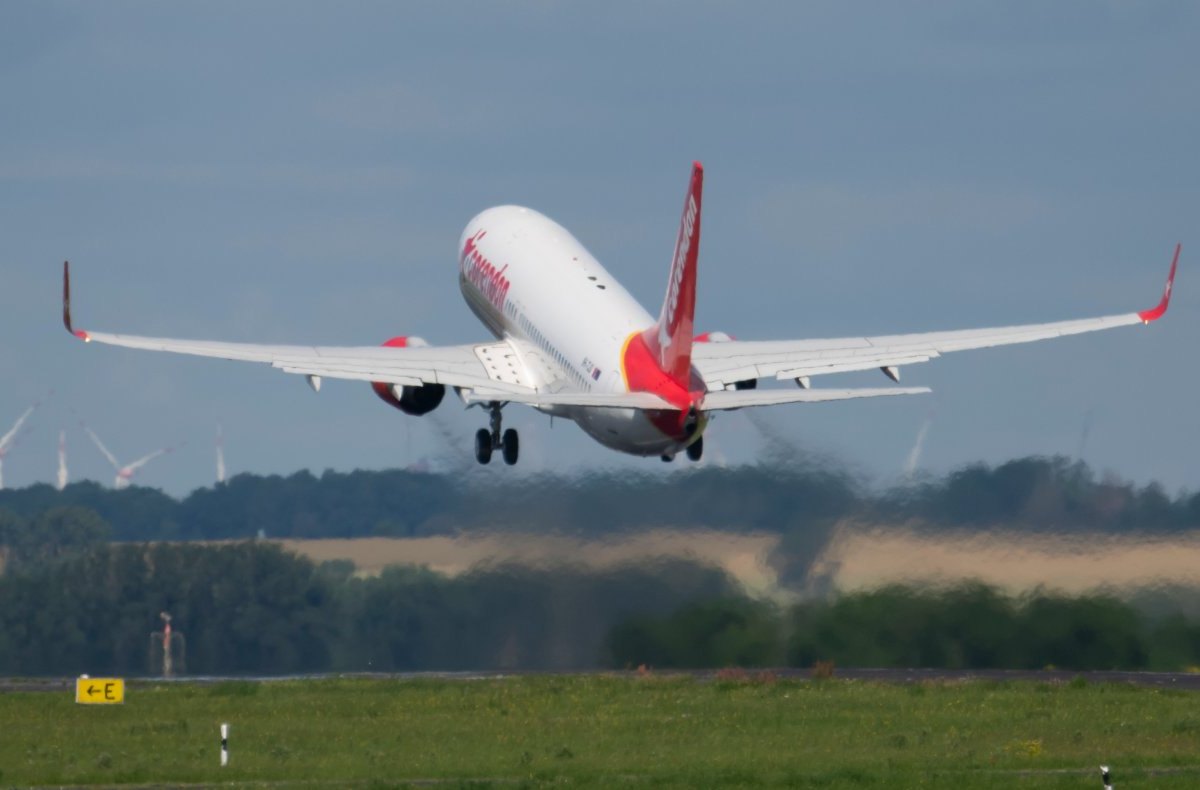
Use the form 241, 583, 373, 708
695, 331, 755, 390
370, 337, 446, 416
694, 331, 734, 343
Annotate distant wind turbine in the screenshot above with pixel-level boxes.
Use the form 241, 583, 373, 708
84, 426, 182, 490
0, 398, 46, 490
57, 429, 68, 491
1076, 407, 1095, 461
903, 412, 935, 479
215, 424, 226, 484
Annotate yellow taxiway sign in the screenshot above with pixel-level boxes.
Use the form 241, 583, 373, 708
75, 677, 124, 704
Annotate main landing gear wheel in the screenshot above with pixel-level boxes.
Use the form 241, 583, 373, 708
474, 428, 493, 465
474, 401, 520, 466
686, 436, 703, 462
502, 428, 519, 466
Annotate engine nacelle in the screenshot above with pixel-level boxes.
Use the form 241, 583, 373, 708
373, 381, 446, 415
369, 336, 446, 416
696, 331, 756, 390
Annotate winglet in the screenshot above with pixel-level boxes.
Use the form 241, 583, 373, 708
1137, 243, 1180, 324
62, 261, 90, 341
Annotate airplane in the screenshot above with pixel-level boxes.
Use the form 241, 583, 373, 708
62, 162, 1178, 466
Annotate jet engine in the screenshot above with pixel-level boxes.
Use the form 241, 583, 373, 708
695, 330, 756, 390
369, 336, 446, 416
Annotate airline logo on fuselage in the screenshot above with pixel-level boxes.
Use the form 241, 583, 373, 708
658, 194, 698, 359
461, 230, 511, 313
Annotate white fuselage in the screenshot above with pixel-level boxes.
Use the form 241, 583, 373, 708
458, 206, 697, 456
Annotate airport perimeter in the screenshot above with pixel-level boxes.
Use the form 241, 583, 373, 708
4, 672, 1200, 788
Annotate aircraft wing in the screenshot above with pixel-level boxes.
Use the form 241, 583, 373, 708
62, 263, 533, 397
693, 245, 1180, 390
73, 330, 517, 392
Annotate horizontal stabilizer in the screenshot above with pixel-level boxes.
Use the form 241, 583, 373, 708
464, 390, 674, 409
701, 386, 930, 411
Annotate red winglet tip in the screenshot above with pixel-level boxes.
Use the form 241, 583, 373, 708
62, 260, 90, 341
1136, 243, 1180, 324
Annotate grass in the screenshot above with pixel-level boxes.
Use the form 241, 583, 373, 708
1, 674, 1198, 788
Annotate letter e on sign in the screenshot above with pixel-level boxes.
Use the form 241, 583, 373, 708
75, 677, 125, 705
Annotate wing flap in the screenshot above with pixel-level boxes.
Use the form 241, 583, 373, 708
775, 354, 936, 381
702, 386, 930, 411
274, 364, 427, 388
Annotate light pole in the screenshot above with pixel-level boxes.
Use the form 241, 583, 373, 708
161, 612, 173, 677
150, 611, 186, 677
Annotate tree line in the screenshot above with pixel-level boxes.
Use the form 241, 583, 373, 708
0, 455, 1196, 545
2, 522, 1199, 676
612, 583, 1200, 672
0, 528, 734, 676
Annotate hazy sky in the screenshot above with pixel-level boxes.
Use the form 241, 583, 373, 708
1, 2, 1197, 495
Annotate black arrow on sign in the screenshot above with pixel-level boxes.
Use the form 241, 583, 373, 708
86, 684, 99, 697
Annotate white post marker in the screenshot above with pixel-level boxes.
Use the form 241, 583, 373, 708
1100, 765, 1112, 789
220, 723, 229, 767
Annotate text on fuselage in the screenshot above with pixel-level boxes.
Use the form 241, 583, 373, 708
658, 194, 697, 356
461, 230, 511, 313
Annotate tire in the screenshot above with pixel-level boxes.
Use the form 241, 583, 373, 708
660, 454, 674, 463
501, 428, 519, 465
474, 428, 493, 465
686, 436, 703, 462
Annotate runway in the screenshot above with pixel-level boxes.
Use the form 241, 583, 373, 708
3, 667, 1199, 692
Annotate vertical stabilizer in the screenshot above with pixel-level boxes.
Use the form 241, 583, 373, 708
642, 162, 703, 388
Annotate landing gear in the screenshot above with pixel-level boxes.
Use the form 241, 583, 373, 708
502, 428, 519, 466
474, 402, 519, 466
474, 428, 493, 465
686, 436, 703, 462
660, 454, 674, 463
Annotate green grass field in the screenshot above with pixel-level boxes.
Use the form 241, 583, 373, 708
2, 674, 1198, 788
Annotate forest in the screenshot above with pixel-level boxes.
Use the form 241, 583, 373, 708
0, 454, 1196, 543
1, 455, 1198, 676
2, 532, 1198, 676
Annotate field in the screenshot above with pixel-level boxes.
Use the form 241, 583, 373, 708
279, 527, 1200, 601
3, 675, 1199, 788
811, 526, 1200, 597
279, 530, 780, 595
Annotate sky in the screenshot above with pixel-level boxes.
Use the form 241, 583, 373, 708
1, 2, 1197, 496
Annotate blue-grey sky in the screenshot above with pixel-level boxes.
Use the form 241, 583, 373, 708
1, 2, 1196, 495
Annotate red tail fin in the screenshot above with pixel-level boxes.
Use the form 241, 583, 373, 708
643, 161, 703, 387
